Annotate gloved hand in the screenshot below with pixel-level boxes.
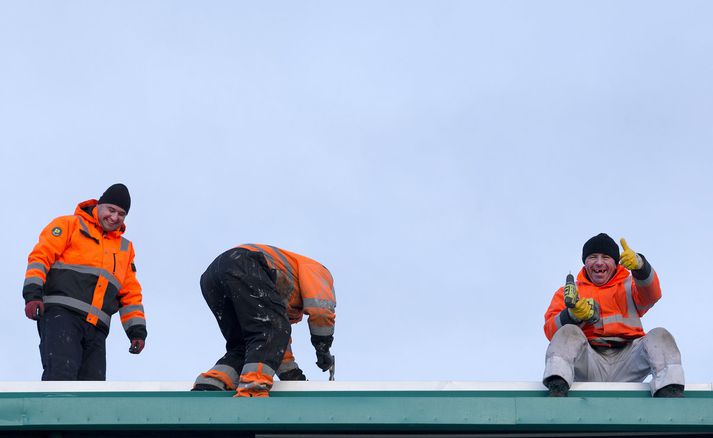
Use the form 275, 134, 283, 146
315, 351, 334, 372
129, 339, 145, 354
278, 367, 307, 381
619, 238, 643, 270
568, 298, 599, 323
24, 300, 44, 320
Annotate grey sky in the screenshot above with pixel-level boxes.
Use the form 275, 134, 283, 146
1, 1, 711, 384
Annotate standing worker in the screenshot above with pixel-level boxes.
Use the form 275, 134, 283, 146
193, 244, 336, 397
542, 233, 684, 397
22, 184, 147, 380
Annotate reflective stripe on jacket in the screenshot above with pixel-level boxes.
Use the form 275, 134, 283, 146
239, 244, 336, 338
544, 257, 660, 347
23, 199, 146, 339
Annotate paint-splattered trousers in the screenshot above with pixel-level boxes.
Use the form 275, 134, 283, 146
543, 324, 685, 395
194, 248, 290, 396
38, 306, 107, 380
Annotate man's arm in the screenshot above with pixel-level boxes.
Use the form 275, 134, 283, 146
630, 254, 662, 316
23, 216, 73, 303
299, 263, 336, 372
619, 239, 661, 316
117, 244, 147, 351
543, 286, 596, 340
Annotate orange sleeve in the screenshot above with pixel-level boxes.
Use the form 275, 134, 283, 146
23, 216, 75, 301
299, 263, 336, 337
543, 287, 566, 341
117, 243, 147, 340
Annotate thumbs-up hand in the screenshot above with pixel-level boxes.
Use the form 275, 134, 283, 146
619, 238, 643, 270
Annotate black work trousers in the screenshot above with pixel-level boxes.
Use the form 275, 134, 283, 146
201, 248, 290, 378
38, 306, 107, 380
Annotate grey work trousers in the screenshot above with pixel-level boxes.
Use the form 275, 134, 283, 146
543, 324, 684, 395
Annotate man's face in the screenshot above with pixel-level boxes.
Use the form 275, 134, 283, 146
584, 253, 617, 286
97, 203, 127, 232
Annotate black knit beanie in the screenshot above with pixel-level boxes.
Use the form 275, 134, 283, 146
98, 183, 131, 213
582, 233, 619, 264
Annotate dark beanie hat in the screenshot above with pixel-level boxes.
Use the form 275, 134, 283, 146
582, 233, 619, 264
98, 183, 131, 213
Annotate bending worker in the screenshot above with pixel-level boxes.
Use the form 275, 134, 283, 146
542, 233, 684, 397
193, 244, 336, 397
23, 184, 147, 380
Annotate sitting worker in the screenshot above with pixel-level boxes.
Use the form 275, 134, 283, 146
192, 244, 336, 397
542, 233, 684, 397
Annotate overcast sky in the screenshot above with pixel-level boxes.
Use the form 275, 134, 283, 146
1, 1, 711, 385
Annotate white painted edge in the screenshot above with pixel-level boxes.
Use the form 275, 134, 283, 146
0, 381, 710, 393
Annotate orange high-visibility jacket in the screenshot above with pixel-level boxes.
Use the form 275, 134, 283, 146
239, 244, 336, 339
544, 256, 660, 347
23, 200, 147, 340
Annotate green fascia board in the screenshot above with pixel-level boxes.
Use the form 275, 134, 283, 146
1, 389, 713, 433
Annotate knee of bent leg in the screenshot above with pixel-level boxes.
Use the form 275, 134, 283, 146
646, 327, 676, 344
552, 324, 587, 344
558, 324, 586, 337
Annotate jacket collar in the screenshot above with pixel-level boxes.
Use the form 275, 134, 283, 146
74, 199, 126, 237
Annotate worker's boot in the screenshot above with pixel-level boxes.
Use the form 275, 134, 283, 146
235, 387, 269, 397
191, 383, 224, 391
544, 375, 570, 397
654, 384, 685, 398
192, 367, 238, 391
235, 363, 274, 397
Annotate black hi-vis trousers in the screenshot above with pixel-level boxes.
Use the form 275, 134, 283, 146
201, 247, 290, 381
38, 306, 107, 381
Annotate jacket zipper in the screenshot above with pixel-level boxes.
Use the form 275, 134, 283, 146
113, 253, 116, 274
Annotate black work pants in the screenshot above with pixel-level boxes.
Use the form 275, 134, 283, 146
38, 306, 107, 381
201, 248, 290, 377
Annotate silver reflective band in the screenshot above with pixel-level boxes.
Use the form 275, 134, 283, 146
121, 317, 146, 331
43, 295, 112, 327
303, 298, 336, 311
26, 263, 48, 274
24, 277, 44, 287
120, 238, 130, 252
309, 325, 335, 336
77, 217, 91, 236
51, 261, 122, 291
212, 364, 240, 384
241, 362, 276, 377
119, 305, 145, 316
601, 314, 643, 328
277, 360, 298, 374
554, 312, 564, 329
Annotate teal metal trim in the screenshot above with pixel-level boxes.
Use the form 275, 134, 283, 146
0, 391, 712, 433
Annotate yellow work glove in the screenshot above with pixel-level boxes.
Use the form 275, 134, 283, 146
619, 238, 643, 270
568, 298, 599, 323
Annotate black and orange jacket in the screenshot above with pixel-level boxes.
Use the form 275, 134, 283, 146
544, 255, 660, 347
23, 200, 147, 340
239, 244, 336, 342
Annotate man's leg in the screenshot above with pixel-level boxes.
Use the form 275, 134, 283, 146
229, 252, 291, 397
193, 253, 245, 391
38, 307, 85, 381
77, 324, 107, 381
543, 325, 590, 396
612, 327, 685, 396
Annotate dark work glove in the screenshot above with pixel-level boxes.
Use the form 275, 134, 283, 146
278, 367, 307, 381
316, 351, 334, 372
129, 339, 145, 354
25, 300, 44, 320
